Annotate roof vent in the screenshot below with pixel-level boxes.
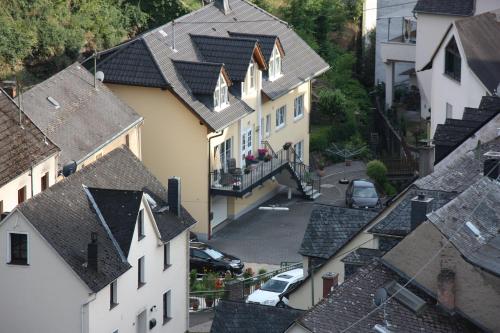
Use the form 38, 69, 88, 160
373, 324, 393, 333
95, 71, 105, 82
62, 160, 77, 177
384, 281, 427, 315
47, 96, 60, 109
214, 0, 231, 15
158, 29, 168, 37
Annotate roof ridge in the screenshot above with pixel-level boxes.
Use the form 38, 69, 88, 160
190, 33, 259, 43
172, 59, 224, 67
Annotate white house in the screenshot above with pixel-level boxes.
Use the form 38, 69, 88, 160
421, 9, 500, 136
0, 147, 196, 333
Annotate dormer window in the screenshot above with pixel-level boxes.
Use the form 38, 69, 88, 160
242, 61, 256, 96
269, 46, 282, 81
444, 37, 461, 82
214, 74, 229, 111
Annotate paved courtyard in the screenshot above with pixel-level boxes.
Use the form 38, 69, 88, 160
207, 161, 368, 266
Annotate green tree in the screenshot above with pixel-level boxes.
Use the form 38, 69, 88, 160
125, 0, 189, 29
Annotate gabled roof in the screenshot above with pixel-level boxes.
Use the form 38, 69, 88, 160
0, 90, 59, 188
210, 300, 304, 333
228, 32, 284, 62
428, 176, 500, 277
173, 60, 229, 95
296, 262, 478, 332
299, 205, 378, 259
16, 147, 196, 292
341, 248, 383, 266
21, 63, 142, 168
95, 0, 329, 131
369, 188, 456, 237
414, 0, 474, 16
87, 188, 143, 257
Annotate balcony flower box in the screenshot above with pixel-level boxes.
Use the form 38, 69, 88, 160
264, 155, 272, 162
257, 148, 268, 160
245, 154, 257, 167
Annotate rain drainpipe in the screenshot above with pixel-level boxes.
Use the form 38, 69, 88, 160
208, 130, 225, 240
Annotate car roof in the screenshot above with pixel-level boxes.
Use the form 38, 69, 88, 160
273, 268, 303, 281
353, 179, 375, 187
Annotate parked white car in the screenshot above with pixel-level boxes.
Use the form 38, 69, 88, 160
246, 268, 304, 306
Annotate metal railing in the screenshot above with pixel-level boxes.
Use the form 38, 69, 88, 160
240, 262, 303, 298
189, 290, 225, 312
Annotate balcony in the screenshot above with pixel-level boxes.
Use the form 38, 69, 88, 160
380, 17, 416, 63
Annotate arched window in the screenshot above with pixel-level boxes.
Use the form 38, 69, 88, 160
444, 37, 461, 82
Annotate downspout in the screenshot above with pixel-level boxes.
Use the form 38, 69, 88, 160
257, 70, 262, 148
207, 130, 225, 240
30, 164, 34, 200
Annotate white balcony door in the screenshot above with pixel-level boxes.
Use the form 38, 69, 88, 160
241, 128, 253, 165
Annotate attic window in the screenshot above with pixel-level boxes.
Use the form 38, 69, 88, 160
384, 281, 427, 315
444, 37, 461, 82
214, 73, 229, 111
269, 45, 282, 81
47, 96, 60, 109
242, 61, 256, 96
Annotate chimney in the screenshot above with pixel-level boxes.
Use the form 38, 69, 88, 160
418, 144, 435, 177
437, 269, 455, 311
2, 81, 17, 98
87, 232, 98, 271
215, 0, 231, 15
322, 272, 338, 298
410, 193, 433, 231
168, 177, 181, 216
483, 152, 500, 180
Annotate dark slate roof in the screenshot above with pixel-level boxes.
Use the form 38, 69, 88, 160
428, 177, 500, 277
341, 248, 383, 266
0, 90, 59, 188
88, 188, 143, 257
299, 205, 378, 259
369, 188, 456, 237
173, 60, 224, 94
413, 0, 474, 16
95, 0, 329, 131
190, 34, 258, 81
210, 300, 304, 333
22, 63, 142, 168
479, 96, 500, 110
96, 39, 168, 88
455, 11, 500, 94
228, 31, 281, 62
414, 136, 500, 193
16, 147, 196, 292
297, 262, 479, 333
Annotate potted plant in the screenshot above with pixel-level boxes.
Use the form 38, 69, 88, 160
245, 154, 256, 167
258, 148, 268, 160
255, 268, 267, 289
244, 167, 251, 174
263, 154, 272, 162
232, 181, 241, 191
283, 142, 292, 150
202, 273, 217, 308
243, 267, 255, 296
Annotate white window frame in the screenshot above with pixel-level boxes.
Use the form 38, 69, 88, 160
275, 105, 286, 130
110, 280, 118, 309
294, 95, 304, 120
137, 209, 145, 240
138, 256, 146, 287
163, 290, 172, 324
214, 74, 229, 111
269, 45, 282, 81
294, 140, 304, 162
265, 114, 271, 137
446, 102, 453, 119
218, 138, 232, 171
249, 61, 255, 89
7, 232, 29, 265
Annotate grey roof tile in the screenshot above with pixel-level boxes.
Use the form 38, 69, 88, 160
428, 177, 500, 276
414, 0, 474, 16
21, 63, 142, 168
298, 262, 479, 332
17, 147, 195, 292
0, 90, 59, 188
299, 205, 378, 259
210, 300, 304, 333
173, 60, 224, 94
341, 248, 383, 266
228, 32, 280, 62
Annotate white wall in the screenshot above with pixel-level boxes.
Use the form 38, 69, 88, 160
0, 154, 58, 213
362, 0, 377, 44
87, 199, 189, 333
475, 0, 500, 14
0, 211, 91, 333
430, 29, 488, 136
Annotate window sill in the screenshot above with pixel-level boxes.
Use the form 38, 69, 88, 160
163, 264, 172, 271
163, 317, 172, 325
294, 114, 304, 122
7, 261, 29, 266
275, 124, 286, 133
138, 282, 146, 289
110, 302, 119, 310
443, 73, 461, 84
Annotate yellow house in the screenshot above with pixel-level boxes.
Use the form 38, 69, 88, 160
96, 0, 329, 239
0, 89, 60, 214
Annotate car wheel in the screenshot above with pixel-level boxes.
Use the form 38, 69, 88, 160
276, 301, 286, 308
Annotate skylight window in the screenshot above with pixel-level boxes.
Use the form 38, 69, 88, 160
47, 96, 60, 109
269, 45, 282, 81
214, 73, 229, 111
465, 221, 485, 241
158, 29, 168, 37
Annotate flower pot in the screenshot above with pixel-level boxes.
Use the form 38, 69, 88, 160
345, 159, 352, 166
190, 298, 200, 311
317, 169, 325, 177
233, 185, 240, 191
258, 153, 265, 160
205, 297, 214, 308
283, 142, 292, 150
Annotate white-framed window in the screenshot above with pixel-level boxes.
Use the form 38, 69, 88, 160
137, 209, 145, 240
110, 280, 118, 309
163, 242, 171, 270
276, 106, 286, 129
269, 45, 282, 80
265, 114, 271, 137
138, 256, 146, 288
8, 232, 28, 265
163, 290, 172, 324
294, 141, 304, 161
249, 61, 255, 89
294, 95, 304, 119
446, 103, 453, 119
218, 138, 232, 171
214, 74, 229, 111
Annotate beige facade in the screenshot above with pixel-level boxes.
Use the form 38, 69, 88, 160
107, 72, 312, 238
0, 153, 59, 214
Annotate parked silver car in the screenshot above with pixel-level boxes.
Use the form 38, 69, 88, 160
345, 179, 380, 209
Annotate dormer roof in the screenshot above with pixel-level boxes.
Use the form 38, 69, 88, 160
228, 32, 284, 62
174, 60, 232, 95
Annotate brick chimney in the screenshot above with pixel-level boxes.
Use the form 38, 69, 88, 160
87, 232, 98, 271
215, 0, 231, 15
322, 272, 339, 298
410, 193, 433, 231
168, 177, 181, 216
437, 269, 455, 311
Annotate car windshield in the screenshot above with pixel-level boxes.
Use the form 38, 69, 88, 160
260, 279, 288, 293
203, 248, 224, 260
353, 186, 378, 198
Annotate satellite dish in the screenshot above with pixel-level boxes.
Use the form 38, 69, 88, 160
95, 71, 105, 82
374, 288, 388, 307
62, 160, 77, 177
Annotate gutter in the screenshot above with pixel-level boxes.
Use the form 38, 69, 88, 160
207, 130, 225, 240
75, 116, 144, 166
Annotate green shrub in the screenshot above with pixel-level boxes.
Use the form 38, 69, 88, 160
366, 160, 387, 185
310, 126, 330, 152
318, 89, 348, 122
383, 182, 397, 196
